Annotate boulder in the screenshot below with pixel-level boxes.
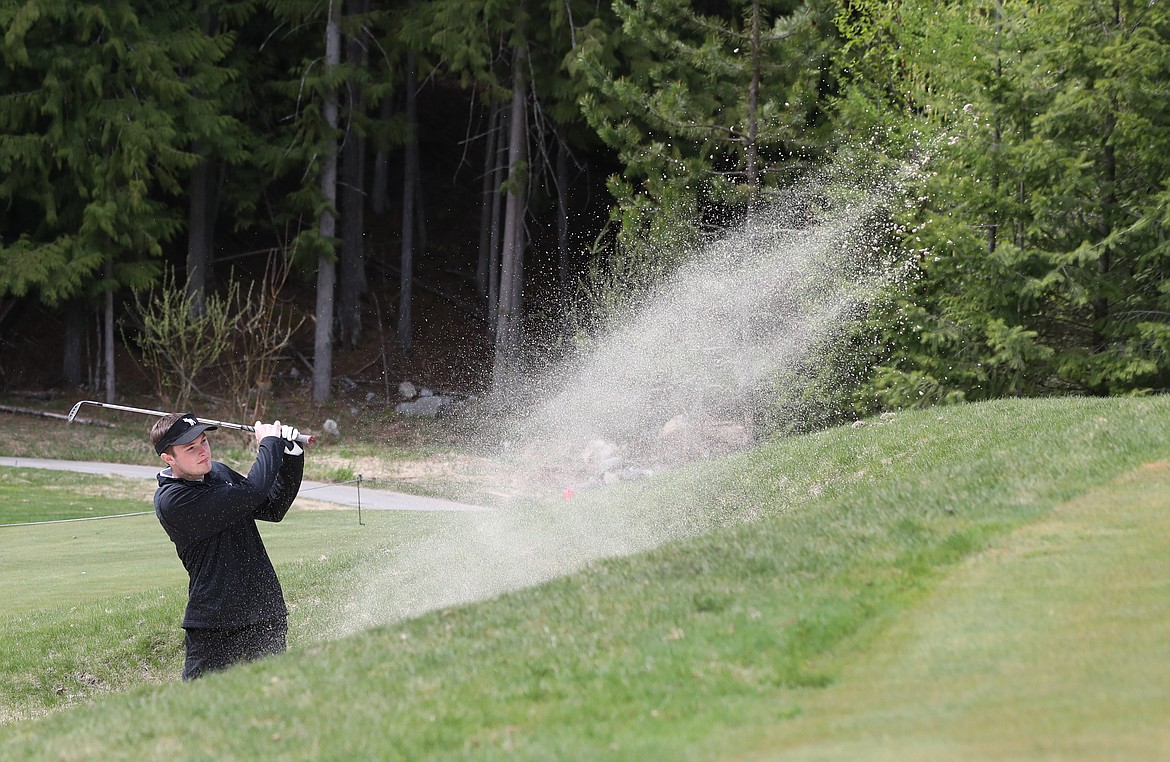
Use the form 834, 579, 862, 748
394, 395, 452, 418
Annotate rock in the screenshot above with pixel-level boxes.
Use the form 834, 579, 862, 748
660, 414, 689, 438
598, 455, 623, 473
322, 419, 340, 439
579, 439, 627, 476
394, 395, 451, 418
582, 439, 617, 464
653, 413, 754, 466
398, 381, 417, 399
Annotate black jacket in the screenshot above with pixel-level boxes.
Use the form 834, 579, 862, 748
155, 437, 304, 629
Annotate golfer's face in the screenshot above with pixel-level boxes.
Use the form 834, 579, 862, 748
168, 433, 212, 480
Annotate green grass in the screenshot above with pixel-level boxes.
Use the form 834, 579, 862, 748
0, 468, 155, 525
744, 461, 1170, 760
1, 396, 1169, 758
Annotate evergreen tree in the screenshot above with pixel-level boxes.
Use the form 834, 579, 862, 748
401, 0, 611, 386
1020, 0, 1170, 393
0, 0, 238, 393
397, 48, 419, 353
253, 0, 387, 402
0, 1, 237, 302
338, 0, 373, 349
493, 31, 530, 386
835, 0, 1170, 406
575, 0, 835, 316
181, 0, 260, 314
315, 0, 343, 403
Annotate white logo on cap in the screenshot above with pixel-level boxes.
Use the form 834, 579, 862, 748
183, 417, 197, 426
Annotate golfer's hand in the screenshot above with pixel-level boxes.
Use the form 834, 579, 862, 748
280, 424, 304, 456
254, 420, 282, 444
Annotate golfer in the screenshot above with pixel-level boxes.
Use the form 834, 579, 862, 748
151, 412, 305, 680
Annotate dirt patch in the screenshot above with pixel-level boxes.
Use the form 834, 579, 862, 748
308, 450, 533, 502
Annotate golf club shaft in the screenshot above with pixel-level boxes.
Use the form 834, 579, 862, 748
68, 400, 315, 445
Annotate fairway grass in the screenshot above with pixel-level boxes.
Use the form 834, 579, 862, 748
1, 481, 458, 720
1, 396, 1169, 759
739, 460, 1170, 760
0, 467, 156, 526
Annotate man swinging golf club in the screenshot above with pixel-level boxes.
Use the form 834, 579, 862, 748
150, 411, 305, 680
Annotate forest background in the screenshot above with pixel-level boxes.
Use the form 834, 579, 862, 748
1, 0, 1167, 434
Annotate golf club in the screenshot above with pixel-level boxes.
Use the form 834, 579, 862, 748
67, 400, 315, 445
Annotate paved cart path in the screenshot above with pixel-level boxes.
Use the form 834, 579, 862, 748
0, 456, 488, 513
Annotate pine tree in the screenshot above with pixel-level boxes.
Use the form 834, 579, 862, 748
0, 1, 239, 300
181, 0, 260, 314
1019, 0, 1170, 393
0, 0, 239, 393
401, 0, 610, 387
338, 0, 372, 349
574, 0, 835, 321
835, 0, 1170, 404
251, 0, 386, 402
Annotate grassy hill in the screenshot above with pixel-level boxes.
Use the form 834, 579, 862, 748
1, 396, 1169, 759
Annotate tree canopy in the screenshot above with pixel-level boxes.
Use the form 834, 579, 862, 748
835, 0, 1170, 407
1, 0, 1167, 420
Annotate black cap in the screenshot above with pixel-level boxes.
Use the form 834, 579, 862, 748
155, 413, 217, 455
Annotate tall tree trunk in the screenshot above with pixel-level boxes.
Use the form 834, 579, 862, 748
492, 40, 528, 389
185, 5, 220, 316
987, 0, 1003, 256
413, 155, 428, 260
339, 132, 367, 347
476, 102, 500, 297
487, 103, 509, 336
313, 0, 342, 404
186, 153, 217, 316
1090, 0, 1121, 355
397, 50, 419, 353
90, 305, 101, 391
744, 0, 762, 206
513, 208, 526, 323
339, 0, 369, 348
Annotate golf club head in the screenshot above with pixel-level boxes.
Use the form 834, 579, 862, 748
66, 400, 92, 424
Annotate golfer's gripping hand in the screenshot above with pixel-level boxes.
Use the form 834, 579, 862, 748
254, 420, 283, 445
280, 424, 303, 456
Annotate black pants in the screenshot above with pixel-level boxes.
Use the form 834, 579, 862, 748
182, 618, 287, 681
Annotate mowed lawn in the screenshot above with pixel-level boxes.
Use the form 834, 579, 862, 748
0, 469, 454, 721
0, 469, 419, 613
737, 460, 1170, 760
0, 469, 174, 610
1, 396, 1169, 759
